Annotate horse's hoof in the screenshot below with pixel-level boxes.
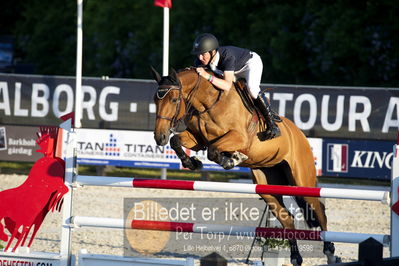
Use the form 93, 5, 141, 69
231, 151, 248, 165
191, 156, 203, 170
324, 242, 341, 264
182, 157, 196, 170
323, 241, 335, 254
327, 255, 342, 264
290, 253, 303, 266
183, 156, 203, 170
223, 163, 234, 170
220, 158, 235, 170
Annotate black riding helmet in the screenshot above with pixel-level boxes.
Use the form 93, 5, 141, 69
191, 33, 219, 55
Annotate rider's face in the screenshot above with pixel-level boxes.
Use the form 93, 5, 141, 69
197, 51, 213, 65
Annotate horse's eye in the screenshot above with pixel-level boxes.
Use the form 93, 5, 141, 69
171, 98, 179, 104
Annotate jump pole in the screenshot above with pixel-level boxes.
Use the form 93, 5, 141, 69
59, 118, 76, 266
61, 119, 397, 258
72, 216, 389, 245
75, 175, 389, 202
391, 142, 399, 256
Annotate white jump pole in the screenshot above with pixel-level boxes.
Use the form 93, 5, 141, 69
391, 142, 399, 256
59, 119, 77, 266
159, 5, 169, 180
74, 0, 83, 128
162, 6, 169, 77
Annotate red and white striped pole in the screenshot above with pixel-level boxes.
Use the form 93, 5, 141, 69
75, 175, 389, 202
72, 216, 389, 245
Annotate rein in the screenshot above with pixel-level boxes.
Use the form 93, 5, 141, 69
184, 69, 223, 116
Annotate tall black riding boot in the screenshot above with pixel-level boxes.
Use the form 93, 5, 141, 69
255, 92, 281, 140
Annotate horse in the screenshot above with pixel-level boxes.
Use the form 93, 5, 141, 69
150, 67, 341, 265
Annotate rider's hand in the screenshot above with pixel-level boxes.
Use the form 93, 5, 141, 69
196, 67, 207, 79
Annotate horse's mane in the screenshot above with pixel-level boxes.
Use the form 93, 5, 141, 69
176, 66, 195, 73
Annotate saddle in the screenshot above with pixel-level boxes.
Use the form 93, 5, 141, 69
233, 79, 267, 133
234, 79, 256, 114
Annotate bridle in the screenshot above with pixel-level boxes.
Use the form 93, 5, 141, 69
155, 70, 222, 133
155, 84, 184, 133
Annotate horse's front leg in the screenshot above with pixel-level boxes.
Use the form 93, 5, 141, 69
207, 130, 249, 170
170, 131, 203, 170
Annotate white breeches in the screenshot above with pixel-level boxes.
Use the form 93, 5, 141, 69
234, 52, 263, 99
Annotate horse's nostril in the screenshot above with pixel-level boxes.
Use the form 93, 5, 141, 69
155, 133, 168, 146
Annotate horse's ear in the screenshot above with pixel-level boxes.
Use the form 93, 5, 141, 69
150, 66, 162, 84
170, 68, 178, 83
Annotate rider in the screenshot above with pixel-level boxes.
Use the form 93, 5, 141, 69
192, 33, 281, 140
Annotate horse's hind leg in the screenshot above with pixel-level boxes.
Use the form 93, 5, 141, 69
298, 197, 340, 263
312, 198, 341, 264
288, 164, 341, 264
252, 169, 303, 265
207, 130, 249, 169
260, 194, 303, 266
208, 147, 248, 170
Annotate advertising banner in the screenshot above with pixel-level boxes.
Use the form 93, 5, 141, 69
75, 128, 323, 174
0, 73, 398, 140
263, 85, 399, 141
322, 138, 395, 180
0, 74, 156, 130
0, 125, 42, 162
0, 125, 322, 174
0, 124, 392, 180
76, 128, 248, 172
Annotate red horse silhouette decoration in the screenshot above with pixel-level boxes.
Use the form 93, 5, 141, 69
0, 126, 68, 252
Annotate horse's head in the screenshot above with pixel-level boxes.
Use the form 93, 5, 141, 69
151, 67, 185, 146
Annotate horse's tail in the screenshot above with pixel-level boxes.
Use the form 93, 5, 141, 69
294, 196, 323, 229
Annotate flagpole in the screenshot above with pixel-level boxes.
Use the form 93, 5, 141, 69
162, 6, 169, 76
160, 6, 169, 180
75, 0, 83, 128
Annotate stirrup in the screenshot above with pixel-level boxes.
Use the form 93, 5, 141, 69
271, 110, 282, 122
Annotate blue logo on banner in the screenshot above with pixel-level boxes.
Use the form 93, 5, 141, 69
105, 134, 120, 156
165, 145, 177, 159
322, 139, 395, 180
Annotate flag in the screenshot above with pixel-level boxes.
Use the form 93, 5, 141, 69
154, 0, 172, 8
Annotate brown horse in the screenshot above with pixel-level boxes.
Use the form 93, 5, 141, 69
151, 67, 340, 265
